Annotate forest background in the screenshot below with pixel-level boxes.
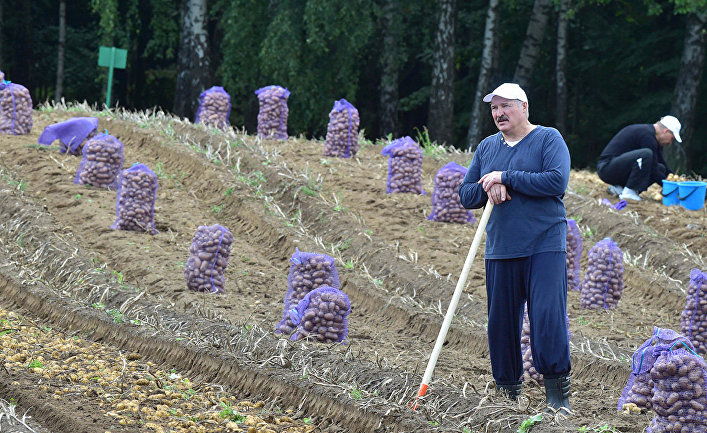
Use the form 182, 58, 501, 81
2, 0, 706, 175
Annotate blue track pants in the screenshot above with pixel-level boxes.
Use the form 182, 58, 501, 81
485, 251, 571, 385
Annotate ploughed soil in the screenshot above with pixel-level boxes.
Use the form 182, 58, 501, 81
0, 105, 703, 432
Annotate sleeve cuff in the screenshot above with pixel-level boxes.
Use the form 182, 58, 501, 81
502, 171, 510, 187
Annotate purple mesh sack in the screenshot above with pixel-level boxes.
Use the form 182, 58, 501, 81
680, 268, 707, 355
255, 85, 289, 140
566, 218, 583, 291
38, 117, 99, 155
579, 237, 624, 309
289, 286, 351, 344
111, 163, 158, 234
520, 303, 571, 385
428, 162, 475, 223
647, 345, 707, 432
184, 225, 234, 294
195, 86, 231, 129
276, 248, 340, 335
0, 81, 32, 135
381, 136, 425, 195
618, 327, 694, 412
323, 99, 360, 158
73, 133, 124, 189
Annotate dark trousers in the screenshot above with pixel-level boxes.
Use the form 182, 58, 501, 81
597, 149, 667, 193
485, 252, 571, 385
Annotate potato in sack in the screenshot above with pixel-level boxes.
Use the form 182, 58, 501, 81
323, 99, 360, 158
428, 162, 475, 223
381, 136, 425, 195
647, 346, 707, 432
184, 225, 234, 294
566, 218, 583, 291
276, 248, 340, 336
289, 286, 351, 344
38, 117, 99, 155
195, 86, 231, 129
680, 268, 707, 355
255, 85, 289, 140
112, 163, 158, 234
579, 237, 624, 309
0, 81, 32, 135
618, 327, 694, 412
73, 132, 124, 189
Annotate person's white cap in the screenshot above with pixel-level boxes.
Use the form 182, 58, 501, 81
483, 83, 528, 103
659, 115, 682, 142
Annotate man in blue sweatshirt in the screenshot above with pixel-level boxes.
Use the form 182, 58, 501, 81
459, 83, 572, 414
596, 116, 681, 201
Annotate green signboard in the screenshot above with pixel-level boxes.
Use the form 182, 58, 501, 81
98, 46, 127, 108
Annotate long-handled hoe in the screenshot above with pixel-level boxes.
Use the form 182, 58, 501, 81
411, 201, 494, 410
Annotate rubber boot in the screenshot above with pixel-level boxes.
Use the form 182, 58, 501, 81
544, 375, 572, 415
496, 382, 522, 401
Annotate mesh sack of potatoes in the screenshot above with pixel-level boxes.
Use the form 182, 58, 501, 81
111, 163, 158, 234
381, 136, 425, 194
646, 345, 707, 432
38, 117, 99, 155
520, 303, 571, 385
323, 99, 360, 158
566, 218, 583, 291
680, 268, 707, 355
73, 133, 124, 189
184, 224, 234, 294
579, 237, 624, 309
289, 286, 351, 343
618, 327, 694, 412
276, 248, 340, 335
195, 86, 231, 129
255, 85, 290, 140
0, 81, 32, 135
427, 162, 476, 224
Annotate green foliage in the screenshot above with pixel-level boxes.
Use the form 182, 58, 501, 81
27, 360, 44, 369
517, 413, 542, 433
219, 402, 245, 423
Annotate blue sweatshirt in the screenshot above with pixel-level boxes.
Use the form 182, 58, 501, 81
459, 126, 571, 259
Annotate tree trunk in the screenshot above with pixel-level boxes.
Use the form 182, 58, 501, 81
668, 11, 707, 172
55, 0, 66, 103
427, 0, 456, 146
379, 0, 400, 138
513, 0, 552, 89
466, 0, 500, 150
555, 0, 569, 134
0, 0, 4, 69
174, 0, 211, 120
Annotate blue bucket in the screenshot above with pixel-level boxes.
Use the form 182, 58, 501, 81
678, 181, 707, 211
662, 180, 679, 206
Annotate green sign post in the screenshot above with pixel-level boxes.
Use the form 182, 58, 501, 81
98, 46, 127, 108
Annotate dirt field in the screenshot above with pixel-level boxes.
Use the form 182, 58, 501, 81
0, 104, 704, 432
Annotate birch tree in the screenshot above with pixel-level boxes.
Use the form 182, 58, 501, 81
513, 0, 552, 89
668, 10, 707, 170
55, 0, 66, 102
466, 0, 500, 150
555, 0, 570, 134
379, 0, 401, 137
174, 0, 211, 119
427, 0, 456, 146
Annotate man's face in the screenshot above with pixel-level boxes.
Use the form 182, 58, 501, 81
657, 128, 675, 146
490, 96, 525, 133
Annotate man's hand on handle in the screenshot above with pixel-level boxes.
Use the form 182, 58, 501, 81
479, 171, 510, 204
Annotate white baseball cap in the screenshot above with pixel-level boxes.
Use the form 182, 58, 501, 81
659, 115, 682, 142
483, 83, 528, 103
